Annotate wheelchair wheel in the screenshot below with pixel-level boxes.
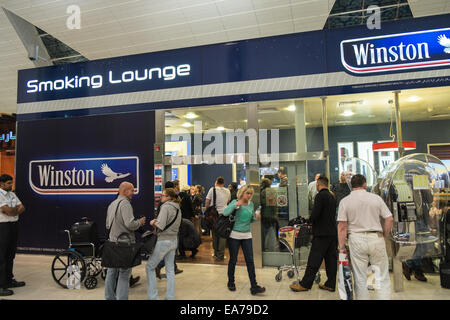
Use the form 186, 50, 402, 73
275, 272, 282, 282
287, 270, 295, 279
51, 250, 86, 289
84, 276, 98, 290
315, 272, 321, 284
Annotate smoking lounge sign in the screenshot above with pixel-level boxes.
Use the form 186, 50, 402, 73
29, 156, 139, 195
341, 27, 450, 74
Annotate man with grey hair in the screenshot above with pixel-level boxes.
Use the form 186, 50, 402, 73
104, 182, 145, 300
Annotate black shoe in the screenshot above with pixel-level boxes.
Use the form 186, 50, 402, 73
227, 282, 236, 291
0, 288, 14, 296
250, 285, 266, 295
175, 268, 183, 275
176, 254, 187, 260
402, 262, 411, 281
7, 279, 25, 288
155, 267, 161, 279
129, 275, 140, 287
190, 249, 198, 258
414, 269, 427, 282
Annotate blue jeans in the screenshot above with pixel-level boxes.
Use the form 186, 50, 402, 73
227, 237, 257, 287
146, 239, 177, 300
406, 220, 432, 270
104, 267, 131, 300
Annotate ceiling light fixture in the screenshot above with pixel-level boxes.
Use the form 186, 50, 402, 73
182, 122, 192, 127
185, 112, 197, 119
217, 126, 225, 131
342, 110, 354, 117
407, 96, 421, 102
287, 105, 296, 111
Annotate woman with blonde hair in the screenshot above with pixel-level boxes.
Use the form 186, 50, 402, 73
223, 185, 265, 295
146, 188, 182, 300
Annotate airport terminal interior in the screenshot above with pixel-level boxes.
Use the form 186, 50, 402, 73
0, 0, 449, 300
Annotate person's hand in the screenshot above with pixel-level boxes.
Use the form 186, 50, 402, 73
149, 219, 156, 226
338, 247, 347, 254
235, 199, 244, 206
255, 212, 261, 220
139, 217, 146, 226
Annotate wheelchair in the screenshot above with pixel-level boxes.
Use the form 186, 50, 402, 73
51, 217, 106, 290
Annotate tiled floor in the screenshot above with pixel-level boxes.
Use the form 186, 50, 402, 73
4, 254, 450, 300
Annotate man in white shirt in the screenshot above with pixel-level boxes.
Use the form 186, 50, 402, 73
337, 174, 393, 300
0, 174, 26, 297
205, 176, 231, 261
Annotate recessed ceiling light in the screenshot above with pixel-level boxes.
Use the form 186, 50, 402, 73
408, 96, 421, 102
182, 122, 192, 127
287, 105, 296, 111
217, 126, 225, 131
342, 110, 354, 117
185, 112, 197, 119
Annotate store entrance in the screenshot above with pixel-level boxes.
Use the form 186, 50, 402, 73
164, 160, 248, 266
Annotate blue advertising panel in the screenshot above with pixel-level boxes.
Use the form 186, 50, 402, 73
15, 111, 155, 254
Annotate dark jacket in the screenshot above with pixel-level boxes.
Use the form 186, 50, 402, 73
331, 182, 351, 207
310, 188, 337, 237
191, 194, 203, 215
179, 191, 195, 220
179, 218, 201, 249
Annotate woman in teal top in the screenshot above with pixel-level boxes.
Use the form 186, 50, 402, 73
223, 185, 266, 295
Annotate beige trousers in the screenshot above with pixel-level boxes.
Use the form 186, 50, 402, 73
348, 232, 391, 300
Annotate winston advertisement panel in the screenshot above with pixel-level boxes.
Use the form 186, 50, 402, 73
15, 111, 154, 254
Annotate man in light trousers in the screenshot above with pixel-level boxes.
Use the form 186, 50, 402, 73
337, 174, 394, 300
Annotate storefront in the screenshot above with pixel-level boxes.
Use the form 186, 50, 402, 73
15, 13, 450, 268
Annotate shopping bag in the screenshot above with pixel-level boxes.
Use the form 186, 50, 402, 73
338, 252, 353, 300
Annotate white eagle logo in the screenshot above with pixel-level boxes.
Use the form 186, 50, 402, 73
438, 34, 450, 54
101, 163, 131, 183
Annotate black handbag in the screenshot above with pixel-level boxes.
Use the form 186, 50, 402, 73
141, 207, 180, 255
101, 200, 142, 268
213, 207, 237, 239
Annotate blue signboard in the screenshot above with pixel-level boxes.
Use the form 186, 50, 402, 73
16, 14, 450, 121
15, 111, 155, 254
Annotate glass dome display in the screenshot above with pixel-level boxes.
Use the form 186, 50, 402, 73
373, 153, 449, 259
342, 157, 378, 191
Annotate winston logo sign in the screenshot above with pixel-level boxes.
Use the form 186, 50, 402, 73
29, 157, 139, 195
341, 27, 450, 74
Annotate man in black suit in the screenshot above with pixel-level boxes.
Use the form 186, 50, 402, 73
290, 176, 338, 292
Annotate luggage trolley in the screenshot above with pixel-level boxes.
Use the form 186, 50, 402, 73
275, 222, 320, 284
51, 217, 106, 290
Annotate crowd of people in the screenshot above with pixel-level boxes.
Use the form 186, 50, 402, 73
0, 169, 447, 300
104, 176, 266, 300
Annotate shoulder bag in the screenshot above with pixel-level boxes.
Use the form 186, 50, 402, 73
204, 187, 219, 229
101, 200, 143, 268
141, 206, 180, 255
213, 206, 238, 239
